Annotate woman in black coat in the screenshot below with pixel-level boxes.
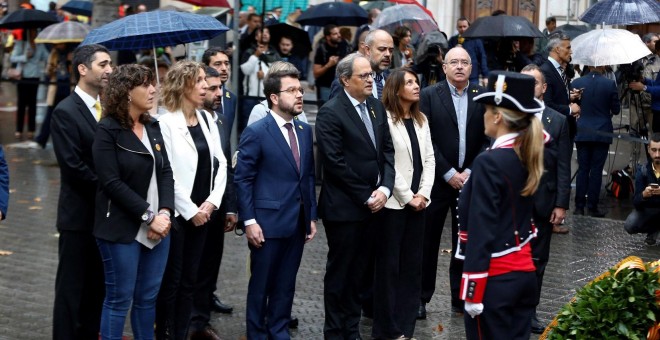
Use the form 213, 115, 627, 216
92, 64, 174, 340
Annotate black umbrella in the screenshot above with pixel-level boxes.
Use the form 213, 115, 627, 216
267, 23, 311, 56
462, 15, 543, 39
296, 2, 368, 27
555, 24, 592, 40
0, 8, 58, 29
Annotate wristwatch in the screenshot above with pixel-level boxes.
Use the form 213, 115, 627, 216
141, 210, 155, 224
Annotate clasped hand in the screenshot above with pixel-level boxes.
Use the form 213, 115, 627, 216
191, 201, 216, 227
147, 214, 171, 240
407, 194, 428, 211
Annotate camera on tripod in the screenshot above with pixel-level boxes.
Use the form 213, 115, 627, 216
619, 60, 645, 83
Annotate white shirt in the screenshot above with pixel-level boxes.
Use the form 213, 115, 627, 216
74, 86, 100, 120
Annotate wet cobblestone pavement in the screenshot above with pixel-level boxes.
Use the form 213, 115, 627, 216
1, 82, 659, 339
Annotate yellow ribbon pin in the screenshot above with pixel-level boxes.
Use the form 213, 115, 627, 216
155, 144, 161, 152
298, 125, 303, 130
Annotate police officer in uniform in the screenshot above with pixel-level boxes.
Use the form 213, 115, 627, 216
455, 71, 546, 339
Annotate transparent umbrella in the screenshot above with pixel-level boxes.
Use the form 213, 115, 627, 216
373, 4, 438, 46
579, 0, 660, 25
570, 29, 650, 67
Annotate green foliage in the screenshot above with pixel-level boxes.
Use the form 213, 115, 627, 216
548, 267, 660, 340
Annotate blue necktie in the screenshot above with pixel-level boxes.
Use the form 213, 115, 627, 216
359, 103, 376, 148
374, 72, 384, 100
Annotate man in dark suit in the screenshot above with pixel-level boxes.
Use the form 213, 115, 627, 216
51, 44, 112, 340
235, 62, 318, 339
572, 66, 621, 217
189, 66, 236, 340
0, 145, 7, 223
521, 65, 571, 333
316, 53, 395, 339
202, 47, 237, 131
418, 46, 488, 318
539, 33, 581, 140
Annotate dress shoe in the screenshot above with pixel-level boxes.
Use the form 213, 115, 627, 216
574, 208, 585, 216
211, 295, 233, 314
416, 302, 426, 320
189, 326, 221, 340
289, 316, 299, 329
531, 314, 545, 334
588, 208, 607, 218
552, 225, 569, 234
646, 231, 659, 245
450, 305, 464, 315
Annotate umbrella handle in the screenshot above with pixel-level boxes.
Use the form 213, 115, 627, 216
153, 44, 160, 86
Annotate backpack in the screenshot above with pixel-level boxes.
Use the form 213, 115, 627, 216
606, 166, 634, 199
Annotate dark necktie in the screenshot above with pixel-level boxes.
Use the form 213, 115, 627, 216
218, 86, 224, 115
284, 123, 300, 171
558, 66, 569, 94
374, 72, 384, 100
359, 103, 376, 148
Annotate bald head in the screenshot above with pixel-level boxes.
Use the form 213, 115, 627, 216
364, 29, 394, 72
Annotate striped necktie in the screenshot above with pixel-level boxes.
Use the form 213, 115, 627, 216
374, 72, 384, 100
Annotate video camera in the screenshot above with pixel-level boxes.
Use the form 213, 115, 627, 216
619, 59, 644, 83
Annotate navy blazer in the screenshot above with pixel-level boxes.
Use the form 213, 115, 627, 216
221, 87, 237, 133
235, 113, 317, 238
51, 91, 98, 232
572, 72, 620, 143
0, 145, 7, 220
92, 116, 175, 243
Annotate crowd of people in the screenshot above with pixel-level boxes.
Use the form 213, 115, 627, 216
0, 2, 659, 339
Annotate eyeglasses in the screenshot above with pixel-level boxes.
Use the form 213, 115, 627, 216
444, 59, 471, 67
278, 87, 305, 95
353, 72, 374, 81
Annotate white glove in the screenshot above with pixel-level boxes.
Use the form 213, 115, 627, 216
464, 301, 484, 318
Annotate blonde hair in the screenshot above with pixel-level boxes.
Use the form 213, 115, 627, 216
492, 105, 544, 196
161, 60, 203, 112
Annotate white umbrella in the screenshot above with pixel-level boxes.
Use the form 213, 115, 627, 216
570, 28, 650, 67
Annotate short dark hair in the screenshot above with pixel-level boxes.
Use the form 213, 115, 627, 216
323, 24, 338, 37
204, 66, 220, 78
457, 17, 470, 25
546, 16, 556, 25
521, 64, 546, 83
201, 47, 228, 66
247, 13, 260, 21
72, 44, 110, 83
263, 61, 300, 109
651, 132, 660, 144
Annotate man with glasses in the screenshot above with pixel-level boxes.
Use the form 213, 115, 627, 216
316, 53, 395, 339
418, 46, 488, 319
235, 61, 318, 339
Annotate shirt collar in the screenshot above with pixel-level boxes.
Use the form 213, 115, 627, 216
548, 56, 562, 70
447, 79, 469, 97
344, 89, 366, 107
492, 132, 519, 149
269, 110, 293, 127
74, 86, 99, 109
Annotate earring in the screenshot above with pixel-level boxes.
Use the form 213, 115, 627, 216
128, 96, 132, 103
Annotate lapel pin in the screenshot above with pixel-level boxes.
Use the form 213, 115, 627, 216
371, 108, 376, 119
298, 125, 303, 130
225, 92, 230, 98
155, 144, 161, 152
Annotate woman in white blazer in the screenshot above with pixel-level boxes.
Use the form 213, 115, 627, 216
155, 61, 227, 340
372, 68, 435, 340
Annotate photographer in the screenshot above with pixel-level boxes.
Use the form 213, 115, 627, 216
629, 40, 660, 133
625, 133, 660, 245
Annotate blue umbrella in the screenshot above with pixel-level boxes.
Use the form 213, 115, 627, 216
579, 0, 660, 25
61, 0, 93, 17
81, 10, 229, 51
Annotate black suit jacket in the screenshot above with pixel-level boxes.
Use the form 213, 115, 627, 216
315, 90, 395, 222
540, 60, 577, 137
214, 110, 237, 214
533, 107, 571, 217
51, 92, 98, 232
419, 80, 489, 198
92, 116, 175, 243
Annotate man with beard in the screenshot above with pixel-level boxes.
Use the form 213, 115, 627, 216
189, 66, 236, 340
314, 24, 351, 106
277, 36, 305, 76
51, 44, 112, 340
418, 46, 488, 319
626, 133, 660, 245
235, 62, 318, 339
329, 29, 394, 101
203, 47, 237, 131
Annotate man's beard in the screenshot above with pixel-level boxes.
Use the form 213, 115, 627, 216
203, 98, 220, 112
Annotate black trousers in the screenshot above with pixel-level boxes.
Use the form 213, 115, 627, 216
421, 190, 463, 308
530, 212, 553, 306
323, 218, 374, 340
653, 110, 660, 134
372, 207, 425, 339
52, 230, 105, 340
463, 271, 537, 340
190, 210, 227, 331
156, 216, 208, 340
16, 78, 39, 133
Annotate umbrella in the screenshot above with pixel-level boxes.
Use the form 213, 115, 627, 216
175, 0, 231, 8
266, 22, 311, 56
570, 29, 650, 67
360, 1, 395, 11
0, 8, 57, 29
372, 4, 438, 46
61, 0, 93, 17
579, 0, 660, 25
389, 0, 434, 20
462, 15, 543, 39
296, 2, 368, 27
35, 21, 91, 43
555, 24, 592, 40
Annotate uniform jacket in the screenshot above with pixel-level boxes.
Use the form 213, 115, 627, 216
573, 72, 621, 143
384, 111, 435, 209
92, 116, 175, 243
419, 80, 489, 198
315, 90, 395, 221
51, 92, 98, 232
234, 113, 317, 237
158, 109, 227, 220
